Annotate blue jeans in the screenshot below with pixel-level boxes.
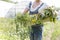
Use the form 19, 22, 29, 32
30, 24, 43, 40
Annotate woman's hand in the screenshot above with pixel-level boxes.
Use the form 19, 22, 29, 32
23, 7, 29, 14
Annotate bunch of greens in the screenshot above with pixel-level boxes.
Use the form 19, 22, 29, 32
15, 13, 32, 40
44, 7, 57, 22
15, 6, 57, 25
36, 6, 57, 23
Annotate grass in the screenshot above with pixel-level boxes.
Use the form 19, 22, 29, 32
0, 18, 60, 40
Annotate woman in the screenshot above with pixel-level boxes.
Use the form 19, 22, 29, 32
23, 0, 48, 40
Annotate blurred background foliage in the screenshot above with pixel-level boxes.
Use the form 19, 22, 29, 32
2, 0, 10, 2
1, 0, 17, 3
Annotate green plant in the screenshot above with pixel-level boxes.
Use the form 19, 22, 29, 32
2, 0, 10, 2
14, 6, 57, 40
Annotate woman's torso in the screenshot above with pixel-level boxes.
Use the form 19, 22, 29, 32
27, 1, 48, 15
27, 1, 48, 28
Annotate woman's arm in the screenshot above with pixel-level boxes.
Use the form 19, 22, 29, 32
23, 2, 31, 14
38, 3, 49, 13
23, 8, 29, 14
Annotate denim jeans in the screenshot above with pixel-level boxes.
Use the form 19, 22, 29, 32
30, 24, 43, 40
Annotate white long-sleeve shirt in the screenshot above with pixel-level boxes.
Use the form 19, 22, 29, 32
26, 1, 48, 13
